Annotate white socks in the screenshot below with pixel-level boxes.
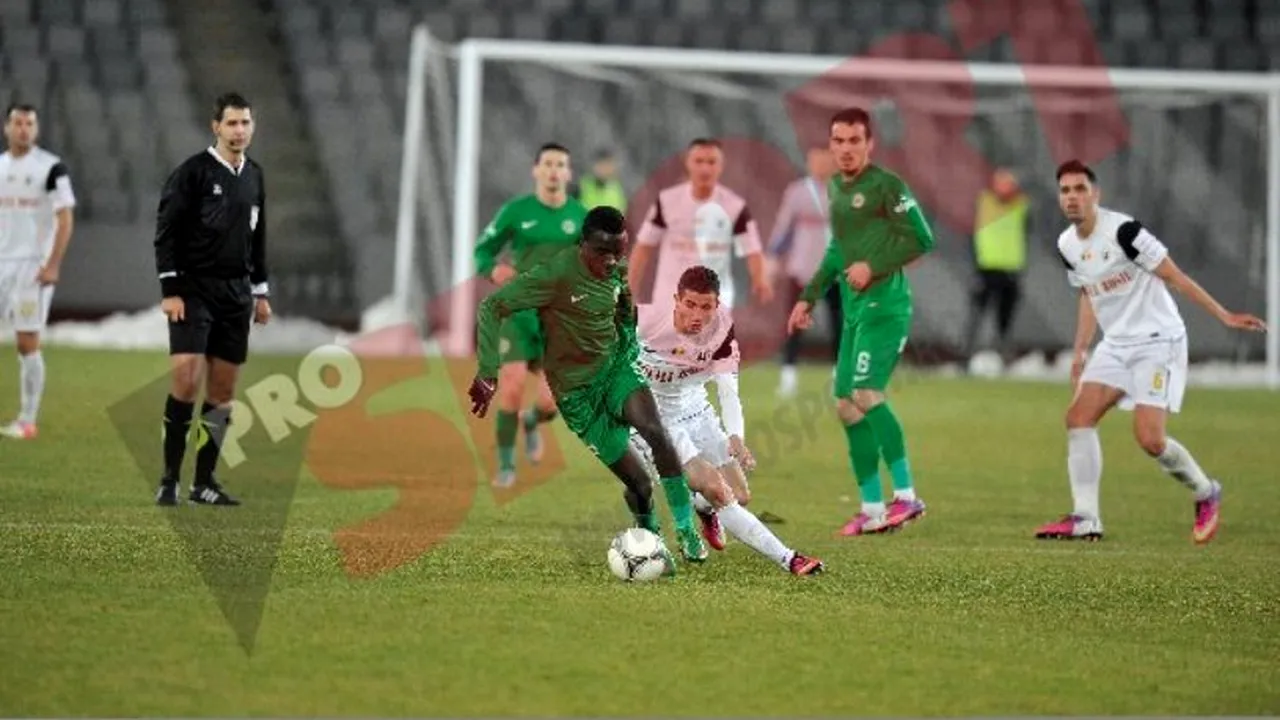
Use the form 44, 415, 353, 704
1067, 427, 1102, 519
778, 365, 798, 395
18, 351, 44, 425
1157, 437, 1215, 500
717, 501, 793, 568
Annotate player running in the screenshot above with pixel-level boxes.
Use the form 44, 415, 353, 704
1036, 160, 1266, 544
469, 206, 709, 569
787, 107, 936, 537
628, 265, 824, 575
473, 143, 588, 488
0, 103, 76, 439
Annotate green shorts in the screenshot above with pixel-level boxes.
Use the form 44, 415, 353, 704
557, 358, 648, 466
498, 309, 544, 368
833, 312, 911, 397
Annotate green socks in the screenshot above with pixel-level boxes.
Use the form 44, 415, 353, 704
496, 410, 518, 471
865, 403, 914, 494
843, 419, 883, 505
659, 476, 696, 530
522, 407, 558, 431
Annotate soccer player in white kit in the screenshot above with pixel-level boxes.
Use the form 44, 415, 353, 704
628, 138, 773, 310
1036, 160, 1266, 544
628, 265, 824, 576
0, 104, 77, 439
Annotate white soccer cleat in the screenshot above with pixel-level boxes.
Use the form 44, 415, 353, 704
0, 421, 37, 440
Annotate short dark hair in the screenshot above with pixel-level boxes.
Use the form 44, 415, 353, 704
592, 147, 614, 162
5, 103, 37, 121
535, 142, 571, 163
213, 92, 251, 122
677, 266, 720, 296
830, 107, 873, 139
581, 206, 626, 246
1055, 160, 1097, 184
687, 137, 723, 151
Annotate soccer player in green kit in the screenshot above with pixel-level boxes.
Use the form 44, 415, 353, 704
473, 143, 588, 488
468, 206, 709, 568
787, 107, 936, 536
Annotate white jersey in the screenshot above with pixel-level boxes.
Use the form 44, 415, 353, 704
1057, 207, 1185, 346
635, 303, 744, 434
0, 147, 76, 261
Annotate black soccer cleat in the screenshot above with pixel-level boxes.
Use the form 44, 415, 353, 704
189, 479, 241, 506
155, 478, 180, 507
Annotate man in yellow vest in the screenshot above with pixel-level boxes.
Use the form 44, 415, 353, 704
572, 148, 627, 213
963, 167, 1029, 362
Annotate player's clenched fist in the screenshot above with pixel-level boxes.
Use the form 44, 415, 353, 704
786, 301, 813, 335
161, 296, 185, 323
468, 375, 497, 417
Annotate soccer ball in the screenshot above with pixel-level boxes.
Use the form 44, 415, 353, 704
606, 528, 669, 582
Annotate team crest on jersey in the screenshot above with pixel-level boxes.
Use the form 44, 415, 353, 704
561, 220, 576, 234
212, 183, 223, 196
672, 346, 685, 356
1081, 249, 1093, 262
250, 205, 260, 231
851, 193, 865, 208
499, 337, 511, 356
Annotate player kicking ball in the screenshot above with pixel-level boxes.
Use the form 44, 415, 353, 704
628, 266, 824, 576
469, 206, 708, 570
1037, 160, 1266, 544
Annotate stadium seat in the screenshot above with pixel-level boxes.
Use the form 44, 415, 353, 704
37, 0, 79, 26
44, 25, 87, 57
83, 0, 123, 27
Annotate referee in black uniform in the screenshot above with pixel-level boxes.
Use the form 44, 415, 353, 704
153, 92, 271, 507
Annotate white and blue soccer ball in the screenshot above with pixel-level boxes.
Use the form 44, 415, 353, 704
607, 528, 668, 582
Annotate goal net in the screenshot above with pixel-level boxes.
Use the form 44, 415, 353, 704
398, 29, 1280, 387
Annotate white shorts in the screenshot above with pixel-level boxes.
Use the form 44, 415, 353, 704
629, 404, 732, 470
0, 258, 53, 333
1080, 335, 1189, 413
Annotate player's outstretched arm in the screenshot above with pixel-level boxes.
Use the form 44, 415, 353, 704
798, 241, 842, 306
474, 204, 515, 284
1153, 257, 1267, 332
475, 262, 562, 380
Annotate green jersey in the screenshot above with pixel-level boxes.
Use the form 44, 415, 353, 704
476, 246, 635, 395
474, 194, 589, 277
800, 164, 935, 315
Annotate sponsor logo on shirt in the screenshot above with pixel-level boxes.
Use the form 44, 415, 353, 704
1085, 269, 1134, 297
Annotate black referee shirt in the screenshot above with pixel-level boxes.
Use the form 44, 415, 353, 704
154, 147, 269, 298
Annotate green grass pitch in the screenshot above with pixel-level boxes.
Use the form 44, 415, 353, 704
0, 347, 1276, 715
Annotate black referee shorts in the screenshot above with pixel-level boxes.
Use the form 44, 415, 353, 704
168, 276, 253, 365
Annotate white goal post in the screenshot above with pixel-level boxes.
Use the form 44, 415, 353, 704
396, 27, 1280, 388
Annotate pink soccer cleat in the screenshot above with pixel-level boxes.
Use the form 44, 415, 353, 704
839, 511, 892, 536
1193, 481, 1222, 545
1034, 513, 1103, 541
697, 509, 727, 551
886, 497, 927, 528
0, 421, 37, 440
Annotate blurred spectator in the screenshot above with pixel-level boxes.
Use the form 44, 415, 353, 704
572, 148, 627, 213
963, 167, 1029, 363
768, 146, 840, 398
